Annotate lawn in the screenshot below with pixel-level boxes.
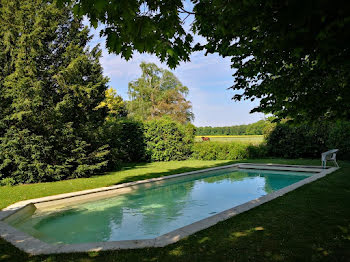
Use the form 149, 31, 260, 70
1, 159, 349, 262
194, 135, 264, 144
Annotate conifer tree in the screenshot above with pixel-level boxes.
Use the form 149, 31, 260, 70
0, 0, 110, 184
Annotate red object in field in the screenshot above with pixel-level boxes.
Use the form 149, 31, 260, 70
201, 137, 210, 141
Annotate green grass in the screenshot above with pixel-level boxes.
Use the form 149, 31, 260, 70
194, 135, 264, 144
1, 159, 350, 262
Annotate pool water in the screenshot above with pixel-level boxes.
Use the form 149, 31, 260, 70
9, 168, 312, 244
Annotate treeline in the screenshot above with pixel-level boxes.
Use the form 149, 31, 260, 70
196, 120, 273, 136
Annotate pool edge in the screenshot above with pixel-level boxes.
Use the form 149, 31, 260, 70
0, 164, 338, 255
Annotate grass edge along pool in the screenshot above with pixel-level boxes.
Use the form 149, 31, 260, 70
0, 164, 338, 255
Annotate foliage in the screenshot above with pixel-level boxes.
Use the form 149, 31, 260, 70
192, 142, 247, 160
0, 0, 110, 184
246, 144, 268, 159
191, 142, 266, 160
59, 0, 350, 122
266, 124, 323, 159
143, 117, 195, 161
266, 121, 350, 159
128, 62, 193, 123
194, 1, 350, 122
327, 121, 350, 160
196, 120, 275, 136
194, 135, 264, 144
100, 119, 146, 168
96, 88, 128, 119
57, 0, 193, 68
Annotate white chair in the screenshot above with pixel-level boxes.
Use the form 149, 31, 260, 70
321, 149, 339, 168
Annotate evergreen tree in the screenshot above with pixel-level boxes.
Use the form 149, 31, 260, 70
0, 0, 109, 184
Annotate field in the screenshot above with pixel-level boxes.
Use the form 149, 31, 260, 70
195, 135, 264, 144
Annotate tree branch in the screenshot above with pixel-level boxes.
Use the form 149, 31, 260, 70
178, 7, 195, 15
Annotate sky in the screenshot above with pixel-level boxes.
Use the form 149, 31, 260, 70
86, 7, 265, 127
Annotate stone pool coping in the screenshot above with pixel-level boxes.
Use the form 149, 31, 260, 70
0, 163, 338, 255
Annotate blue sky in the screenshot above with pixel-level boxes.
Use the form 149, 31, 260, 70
87, 11, 265, 127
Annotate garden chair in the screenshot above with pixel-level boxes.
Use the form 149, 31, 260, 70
321, 149, 339, 168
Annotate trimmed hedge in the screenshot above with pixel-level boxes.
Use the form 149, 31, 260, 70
191, 142, 266, 160
143, 118, 196, 161
266, 121, 350, 160
327, 121, 350, 160
101, 119, 146, 168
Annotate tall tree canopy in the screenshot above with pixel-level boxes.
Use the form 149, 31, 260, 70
58, 0, 350, 122
58, 0, 194, 68
0, 0, 110, 184
194, 0, 350, 122
128, 62, 193, 123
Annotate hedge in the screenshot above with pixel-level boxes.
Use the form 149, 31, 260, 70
101, 119, 146, 168
266, 121, 350, 160
191, 142, 267, 160
143, 118, 196, 161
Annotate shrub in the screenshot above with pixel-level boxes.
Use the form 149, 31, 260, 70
266, 121, 350, 159
327, 121, 350, 160
101, 119, 147, 168
0, 126, 110, 185
143, 118, 195, 161
265, 124, 316, 158
247, 143, 268, 158
191, 142, 265, 160
0, 177, 16, 186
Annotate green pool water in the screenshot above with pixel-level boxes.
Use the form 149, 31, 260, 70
9, 168, 313, 244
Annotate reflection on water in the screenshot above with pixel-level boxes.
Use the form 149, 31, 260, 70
10, 168, 311, 244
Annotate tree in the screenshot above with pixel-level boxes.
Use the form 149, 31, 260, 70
57, 0, 193, 69
127, 62, 193, 124
193, 0, 350, 122
0, 0, 109, 184
97, 87, 128, 119
58, 0, 350, 123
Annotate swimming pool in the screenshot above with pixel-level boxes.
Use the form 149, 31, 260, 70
0, 163, 337, 254
7, 167, 313, 244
